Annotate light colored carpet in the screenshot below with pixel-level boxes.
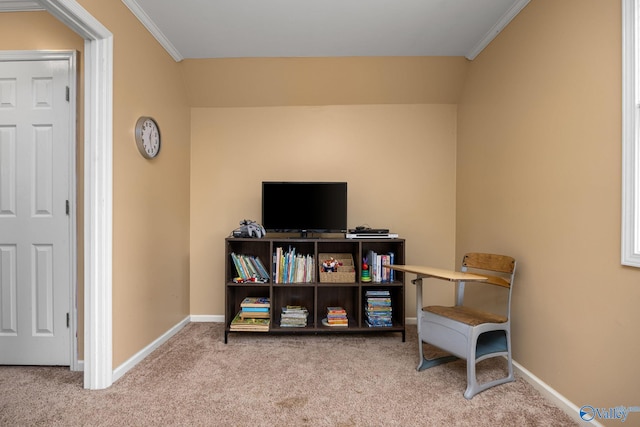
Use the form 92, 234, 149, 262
0, 323, 577, 426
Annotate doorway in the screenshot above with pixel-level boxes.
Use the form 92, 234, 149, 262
0, 52, 76, 365
0, 0, 114, 389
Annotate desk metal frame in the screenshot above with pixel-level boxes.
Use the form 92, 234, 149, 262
384, 265, 487, 370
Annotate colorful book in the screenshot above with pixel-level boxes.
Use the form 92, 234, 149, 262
366, 290, 391, 297
240, 311, 270, 319
230, 252, 247, 279
252, 256, 270, 280
230, 311, 270, 332
322, 318, 348, 327
240, 297, 270, 308
240, 307, 269, 312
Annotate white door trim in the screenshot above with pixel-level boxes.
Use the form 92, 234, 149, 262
0, 49, 78, 368
22, 0, 113, 390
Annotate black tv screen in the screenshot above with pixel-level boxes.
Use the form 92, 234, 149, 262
262, 182, 347, 233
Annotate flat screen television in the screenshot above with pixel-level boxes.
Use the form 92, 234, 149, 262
262, 182, 347, 236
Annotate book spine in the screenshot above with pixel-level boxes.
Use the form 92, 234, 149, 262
230, 252, 247, 279
381, 254, 390, 283
242, 255, 257, 278
240, 297, 270, 307
253, 256, 270, 281
274, 247, 282, 283
289, 246, 296, 283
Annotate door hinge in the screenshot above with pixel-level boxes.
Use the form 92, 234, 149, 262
65, 200, 70, 215
66, 312, 70, 328
65, 86, 70, 102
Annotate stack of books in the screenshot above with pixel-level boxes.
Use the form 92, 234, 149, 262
240, 296, 270, 318
323, 306, 348, 327
365, 290, 393, 327
280, 306, 309, 328
230, 297, 270, 332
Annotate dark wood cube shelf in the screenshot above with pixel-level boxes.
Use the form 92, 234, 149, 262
224, 237, 405, 343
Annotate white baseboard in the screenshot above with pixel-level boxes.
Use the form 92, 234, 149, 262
190, 314, 224, 323
112, 316, 190, 383
512, 360, 599, 426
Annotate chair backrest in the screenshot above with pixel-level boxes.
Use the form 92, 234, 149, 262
457, 253, 517, 311
461, 253, 516, 289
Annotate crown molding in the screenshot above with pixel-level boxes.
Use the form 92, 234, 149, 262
121, 0, 183, 62
465, 0, 530, 60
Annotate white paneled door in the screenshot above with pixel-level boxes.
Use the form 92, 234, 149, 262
0, 57, 73, 365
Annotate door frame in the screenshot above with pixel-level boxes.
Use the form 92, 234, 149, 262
0, 49, 78, 369
0, 0, 114, 389
43, 0, 113, 391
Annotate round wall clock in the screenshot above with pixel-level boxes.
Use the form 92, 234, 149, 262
134, 116, 161, 159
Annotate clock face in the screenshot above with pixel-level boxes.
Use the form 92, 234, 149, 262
135, 116, 161, 159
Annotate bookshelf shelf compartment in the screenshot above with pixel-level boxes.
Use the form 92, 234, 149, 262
224, 237, 405, 343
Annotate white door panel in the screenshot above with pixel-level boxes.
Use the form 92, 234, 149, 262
0, 58, 72, 365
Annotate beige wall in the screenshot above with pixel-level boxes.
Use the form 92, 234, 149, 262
190, 103, 459, 317
0, 11, 82, 50
77, 0, 192, 367
2, 4, 192, 367
457, 0, 639, 410
188, 56, 468, 317
181, 56, 469, 107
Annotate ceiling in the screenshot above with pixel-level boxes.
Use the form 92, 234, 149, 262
0, 0, 529, 62
122, 0, 530, 62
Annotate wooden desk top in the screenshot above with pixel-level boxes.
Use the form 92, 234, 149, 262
383, 264, 488, 282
